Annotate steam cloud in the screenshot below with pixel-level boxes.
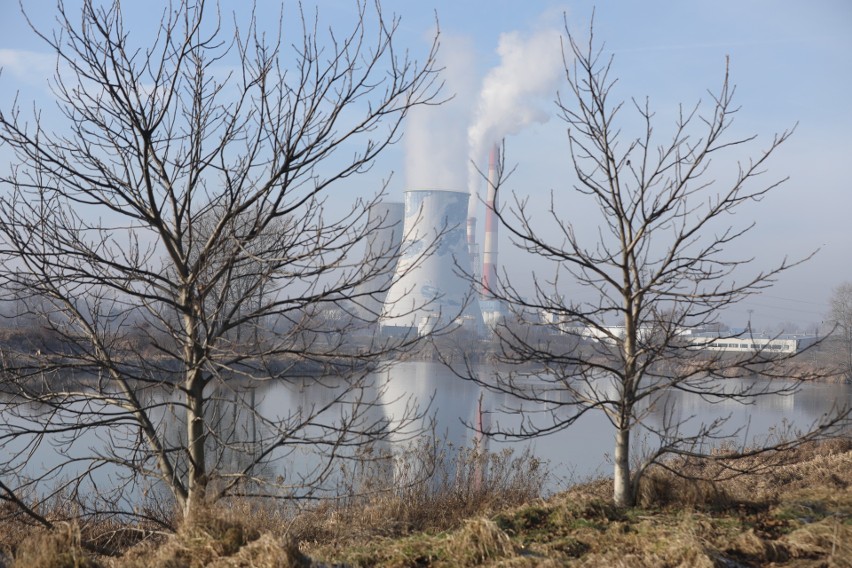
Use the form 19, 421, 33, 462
405, 34, 478, 192
467, 27, 563, 219
403, 23, 564, 223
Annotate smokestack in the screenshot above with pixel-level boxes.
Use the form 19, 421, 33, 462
481, 143, 500, 297
381, 189, 484, 335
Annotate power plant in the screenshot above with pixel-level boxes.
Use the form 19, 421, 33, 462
342, 145, 506, 337
351, 201, 405, 321
380, 189, 485, 335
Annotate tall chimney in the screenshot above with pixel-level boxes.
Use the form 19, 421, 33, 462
481, 143, 500, 297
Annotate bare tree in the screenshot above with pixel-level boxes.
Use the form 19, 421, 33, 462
0, 0, 444, 533
828, 282, 852, 380
473, 21, 850, 507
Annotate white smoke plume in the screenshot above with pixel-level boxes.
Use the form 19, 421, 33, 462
467, 27, 564, 218
405, 34, 478, 191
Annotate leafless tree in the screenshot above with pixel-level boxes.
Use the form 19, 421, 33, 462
473, 21, 850, 507
828, 282, 852, 380
0, 0, 444, 534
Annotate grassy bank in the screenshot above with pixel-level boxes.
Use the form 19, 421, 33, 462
3, 440, 850, 567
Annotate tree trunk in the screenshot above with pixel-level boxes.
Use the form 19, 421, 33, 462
186, 374, 207, 516
846, 333, 852, 379
613, 425, 633, 507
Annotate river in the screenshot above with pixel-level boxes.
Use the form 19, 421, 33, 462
253, 361, 851, 491
5, 360, 850, 503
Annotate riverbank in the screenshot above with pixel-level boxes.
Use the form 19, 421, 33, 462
3, 439, 850, 567
303, 441, 851, 567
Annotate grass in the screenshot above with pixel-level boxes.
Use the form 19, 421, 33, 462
9, 523, 103, 568
117, 509, 309, 568
304, 438, 852, 567
3, 439, 850, 567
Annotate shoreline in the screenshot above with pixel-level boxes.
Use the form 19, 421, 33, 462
2, 439, 850, 567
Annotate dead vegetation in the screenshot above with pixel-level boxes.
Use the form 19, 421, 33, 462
7, 523, 103, 568
3, 440, 850, 567
116, 509, 309, 568
307, 439, 852, 567
284, 441, 547, 557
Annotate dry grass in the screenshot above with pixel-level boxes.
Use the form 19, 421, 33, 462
636, 437, 852, 510
0, 489, 171, 559
449, 518, 515, 566
303, 516, 518, 568
783, 519, 851, 566
11, 523, 103, 568
5, 440, 850, 566
308, 440, 852, 567
108, 441, 543, 567
290, 441, 547, 549
115, 508, 308, 568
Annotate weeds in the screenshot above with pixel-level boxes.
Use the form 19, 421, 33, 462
635, 436, 852, 511
11, 523, 102, 568
3, 440, 849, 566
290, 438, 548, 547
448, 518, 514, 566
117, 508, 308, 568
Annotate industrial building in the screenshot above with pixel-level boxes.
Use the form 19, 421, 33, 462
374, 142, 508, 337
556, 325, 819, 355
349, 145, 816, 356
380, 189, 484, 335
689, 332, 820, 355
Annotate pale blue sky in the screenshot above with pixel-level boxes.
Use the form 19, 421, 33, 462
1, 1, 850, 329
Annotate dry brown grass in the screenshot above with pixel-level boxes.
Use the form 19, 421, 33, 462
290, 441, 547, 549
115, 508, 308, 568
449, 518, 515, 566
0, 489, 171, 560
11, 523, 102, 568
636, 437, 852, 510
5, 440, 849, 566
86, 441, 543, 567
300, 516, 517, 568
0, 440, 545, 566
783, 519, 852, 567
308, 440, 851, 567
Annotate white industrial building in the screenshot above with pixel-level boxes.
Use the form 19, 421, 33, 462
572, 326, 818, 355
689, 332, 819, 354
536, 314, 819, 355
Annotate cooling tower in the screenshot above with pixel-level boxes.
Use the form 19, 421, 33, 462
380, 190, 484, 335
351, 201, 405, 320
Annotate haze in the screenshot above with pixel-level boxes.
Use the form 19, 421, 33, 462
1, 0, 849, 331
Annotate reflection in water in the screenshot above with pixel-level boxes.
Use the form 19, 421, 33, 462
641, 378, 852, 451
8, 362, 851, 499
367, 363, 852, 491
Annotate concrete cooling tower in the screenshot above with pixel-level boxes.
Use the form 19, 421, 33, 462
351, 201, 405, 320
380, 190, 484, 335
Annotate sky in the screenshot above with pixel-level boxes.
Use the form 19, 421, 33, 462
0, 0, 850, 331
